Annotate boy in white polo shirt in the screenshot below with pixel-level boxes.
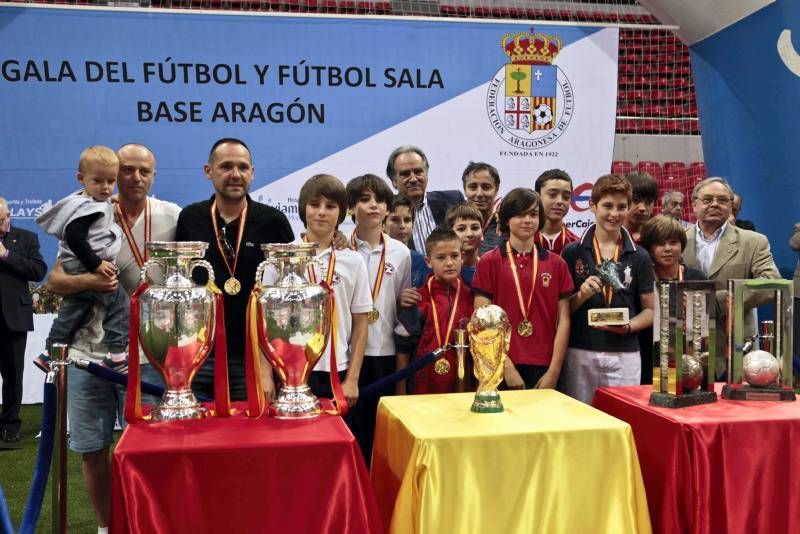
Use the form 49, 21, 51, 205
346, 174, 411, 461
296, 174, 371, 415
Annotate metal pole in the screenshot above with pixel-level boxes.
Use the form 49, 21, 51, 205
48, 343, 69, 534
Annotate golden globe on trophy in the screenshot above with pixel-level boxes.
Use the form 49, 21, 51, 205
650, 280, 717, 408
722, 279, 796, 401
467, 305, 510, 413
137, 242, 217, 420
254, 243, 332, 418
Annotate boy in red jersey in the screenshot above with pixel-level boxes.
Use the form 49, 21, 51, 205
533, 169, 579, 255
472, 188, 573, 389
395, 227, 473, 394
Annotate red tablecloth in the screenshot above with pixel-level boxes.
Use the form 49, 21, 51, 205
111, 410, 382, 534
593, 384, 800, 534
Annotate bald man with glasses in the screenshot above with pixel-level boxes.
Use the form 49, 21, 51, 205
682, 177, 780, 375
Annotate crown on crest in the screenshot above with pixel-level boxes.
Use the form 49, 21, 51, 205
501, 32, 563, 65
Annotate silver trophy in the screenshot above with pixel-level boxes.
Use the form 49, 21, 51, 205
722, 279, 796, 401
650, 280, 717, 408
254, 243, 331, 418
138, 242, 217, 420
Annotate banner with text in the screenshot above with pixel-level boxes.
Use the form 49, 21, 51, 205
0, 6, 618, 261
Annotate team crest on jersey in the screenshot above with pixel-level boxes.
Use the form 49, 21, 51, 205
541, 272, 552, 288
384, 262, 396, 276
574, 258, 586, 278
486, 31, 574, 148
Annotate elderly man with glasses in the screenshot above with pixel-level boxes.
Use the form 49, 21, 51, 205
682, 177, 780, 376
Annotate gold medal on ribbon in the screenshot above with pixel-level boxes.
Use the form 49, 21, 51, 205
428, 276, 462, 371
211, 199, 248, 298
434, 358, 451, 375
367, 305, 380, 324
517, 319, 534, 337
224, 277, 241, 296
351, 232, 387, 326
506, 241, 539, 338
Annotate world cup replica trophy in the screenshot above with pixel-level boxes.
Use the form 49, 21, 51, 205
468, 305, 510, 413
650, 281, 717, 408
722, 279, 796, 401
137, 242, 217, 420
254, 243, 331, 418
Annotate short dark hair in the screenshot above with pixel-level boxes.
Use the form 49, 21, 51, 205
346, 174, 394, 222
534, 169, 573, 193
386, 145, 429, 181
461, 161, 500, 187
389, 194, 413, 215
445, 203, 483, 228
208, 138, 252, 164
298, 174, 348, 227
639, 215, 687, 252
424, 225, 461, 257
591, 174, 632, 204
497, 187, 542, 234
625, 171, 658, 204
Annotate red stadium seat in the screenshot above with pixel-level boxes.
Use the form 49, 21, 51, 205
612, 161, 634, 175
637, 161, 663, 181
663, 161, 687, 175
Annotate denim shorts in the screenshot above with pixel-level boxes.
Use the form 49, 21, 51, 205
67, 363, 163, 454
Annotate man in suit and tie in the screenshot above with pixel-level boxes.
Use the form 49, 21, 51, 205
682, 178, 780, 375
0, 196, 47, 443
386, 146, 464, 251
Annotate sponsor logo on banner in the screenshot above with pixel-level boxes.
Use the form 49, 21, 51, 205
570, 182, 593, 212
487, 31, 574, 148
5, 198, 53, 219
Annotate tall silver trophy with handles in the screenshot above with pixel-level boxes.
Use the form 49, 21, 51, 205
138, 241, 217, 420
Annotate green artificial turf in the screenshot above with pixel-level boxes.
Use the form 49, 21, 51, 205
0, 404, 118, 533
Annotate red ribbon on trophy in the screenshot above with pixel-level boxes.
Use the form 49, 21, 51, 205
125, 282, 149, 423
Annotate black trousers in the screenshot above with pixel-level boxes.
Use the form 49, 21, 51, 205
0, 315, 28, 434
501, 363, 549, 390
192, 357, 247, 402
350, 356, 396, 465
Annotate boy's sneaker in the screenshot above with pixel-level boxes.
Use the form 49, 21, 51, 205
100, 353, 129, 374
33, 353, 52, 374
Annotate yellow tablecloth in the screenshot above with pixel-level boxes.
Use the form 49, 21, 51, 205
371, 390, 651, 534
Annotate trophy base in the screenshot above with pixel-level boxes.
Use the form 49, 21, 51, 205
649, 390, 717, 408
471, 391, 503, 413
587, 308, 630, 326
150, 388, 206, 421
721, 383, 797, 401
270, 384, 322, 419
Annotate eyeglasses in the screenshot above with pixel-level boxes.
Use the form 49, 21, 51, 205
220, 226, 236, 261
696, 195, 732, 206
396, 167, 426, 180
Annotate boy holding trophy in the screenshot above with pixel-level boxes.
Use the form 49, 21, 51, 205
561, 175, 655, 404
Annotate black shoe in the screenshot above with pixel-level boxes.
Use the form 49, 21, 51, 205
1, 429, 20, 443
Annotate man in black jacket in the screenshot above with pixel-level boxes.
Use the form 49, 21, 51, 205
0, 196, 47, 443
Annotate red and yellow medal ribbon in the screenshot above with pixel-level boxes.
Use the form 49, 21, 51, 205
506, 241, 539, 325
350, 232, 387, 306
210, 199, 247, 283
207, 281, 232, 417
115, 199, 150, 268
427, 276, 461, 351
125, 282, 149, 423
592, 233, 621, 307
538, 225, 567, 252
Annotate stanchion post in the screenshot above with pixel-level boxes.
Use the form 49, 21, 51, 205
48, 343, 69, 534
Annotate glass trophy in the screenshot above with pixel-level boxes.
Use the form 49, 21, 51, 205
650, 280, 718, 408
722, 279, 796, 401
